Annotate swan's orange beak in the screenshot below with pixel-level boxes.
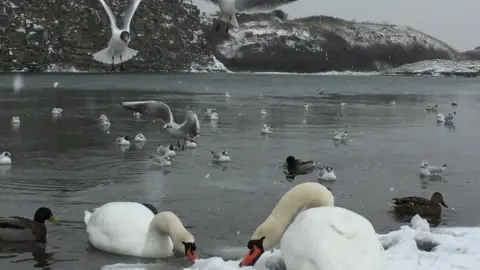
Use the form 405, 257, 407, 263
240, 245, 263, 267
186, 249, 197, 262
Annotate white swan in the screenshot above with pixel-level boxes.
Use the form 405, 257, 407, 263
260, 109, 267, 115
135, 133, 147, 142
239, 182, 383, 270
116, 136, 131, 146
52, 108, 63, 114
318, 166, 336, 181
261, 124, 272, 134
84, 202, 197, 260
225, 92, 230, 98
340, 102, 347, 108
211, 150, 230, 162
0, 152, 12, 165
133, 112, 141, 119
333, 130, 347, 141
11, 116, 20, 124
157, 145, 176, 158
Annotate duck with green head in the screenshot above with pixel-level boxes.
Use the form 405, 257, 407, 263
283, 156, 315, 175
392, 192, 448, 218
0, 207, 59, 244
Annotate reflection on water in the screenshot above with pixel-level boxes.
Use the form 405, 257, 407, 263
0, 73, 478, 269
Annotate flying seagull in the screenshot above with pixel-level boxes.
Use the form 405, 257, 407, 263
121, 101, 200, 145
204, 0, 298, 32
93, 0, 142, 71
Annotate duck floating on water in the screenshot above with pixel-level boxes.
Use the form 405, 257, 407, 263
0, 207, 59, 244
391, 192, 448, 218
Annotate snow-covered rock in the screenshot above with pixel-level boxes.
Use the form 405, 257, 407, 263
212, 13, 458, 73
387, 59, 480, 77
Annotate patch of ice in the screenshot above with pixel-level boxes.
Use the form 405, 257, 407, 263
101, 216, 480, 270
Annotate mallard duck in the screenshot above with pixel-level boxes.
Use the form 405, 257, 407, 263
391, 192, 448, 218
0, 207, 59, 244
283, 156, 314, 174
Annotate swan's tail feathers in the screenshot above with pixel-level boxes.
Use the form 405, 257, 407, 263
92, 47, 138, 65
220, 13, 239, 28
120, 47, 139, 62
84, 210, 92, 225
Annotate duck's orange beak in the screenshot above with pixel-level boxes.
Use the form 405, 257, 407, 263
186, 249, 197, 262
239, 245, 263, 267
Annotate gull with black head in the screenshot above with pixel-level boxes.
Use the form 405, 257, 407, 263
121, 101, 200, 146
93, 0, 142, 71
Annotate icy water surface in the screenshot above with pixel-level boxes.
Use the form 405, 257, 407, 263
0, 73, 479, 269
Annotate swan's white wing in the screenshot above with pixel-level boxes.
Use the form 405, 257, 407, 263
121, 0, 142, 31
98, 0, 119, 31
179, 111, 200, 138
121, 101, 174, 124
235, 0, 298, 13
281, 207, 384, 270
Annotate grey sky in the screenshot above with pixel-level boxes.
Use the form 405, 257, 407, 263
193, 0, 480, 51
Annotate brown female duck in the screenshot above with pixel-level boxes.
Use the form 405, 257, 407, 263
392, 192, 448, 218
0, 207, 59, 244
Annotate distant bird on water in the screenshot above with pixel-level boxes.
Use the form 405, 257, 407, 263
93, 0, 142, 71
204, 0, 300, 32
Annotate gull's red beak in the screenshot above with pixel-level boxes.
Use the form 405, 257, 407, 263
240, 245, 263, 267
186, 249, 197, 262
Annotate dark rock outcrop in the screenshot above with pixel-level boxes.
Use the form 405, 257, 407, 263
0, 0, 220, 72
209, 12, 459, 73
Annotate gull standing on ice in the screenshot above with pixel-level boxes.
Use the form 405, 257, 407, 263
121, 101, 200, 146
204, 0, 299, 32
93, 0, 142, 71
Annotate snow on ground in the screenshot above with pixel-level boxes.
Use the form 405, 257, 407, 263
101, 215, 480, 270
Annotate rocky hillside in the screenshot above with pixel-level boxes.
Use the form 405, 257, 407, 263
0, 0, 222, 72
208, 12, 459, 73
0, 2, 462, 73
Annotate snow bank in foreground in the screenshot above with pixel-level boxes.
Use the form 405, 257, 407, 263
101, 215, 480, 270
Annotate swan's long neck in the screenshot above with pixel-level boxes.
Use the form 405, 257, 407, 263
151, 211, 194, 252
251, 183, 334, 250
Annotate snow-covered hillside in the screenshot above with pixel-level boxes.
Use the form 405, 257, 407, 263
214, 14, 458, 73
387, 59, 480, 77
